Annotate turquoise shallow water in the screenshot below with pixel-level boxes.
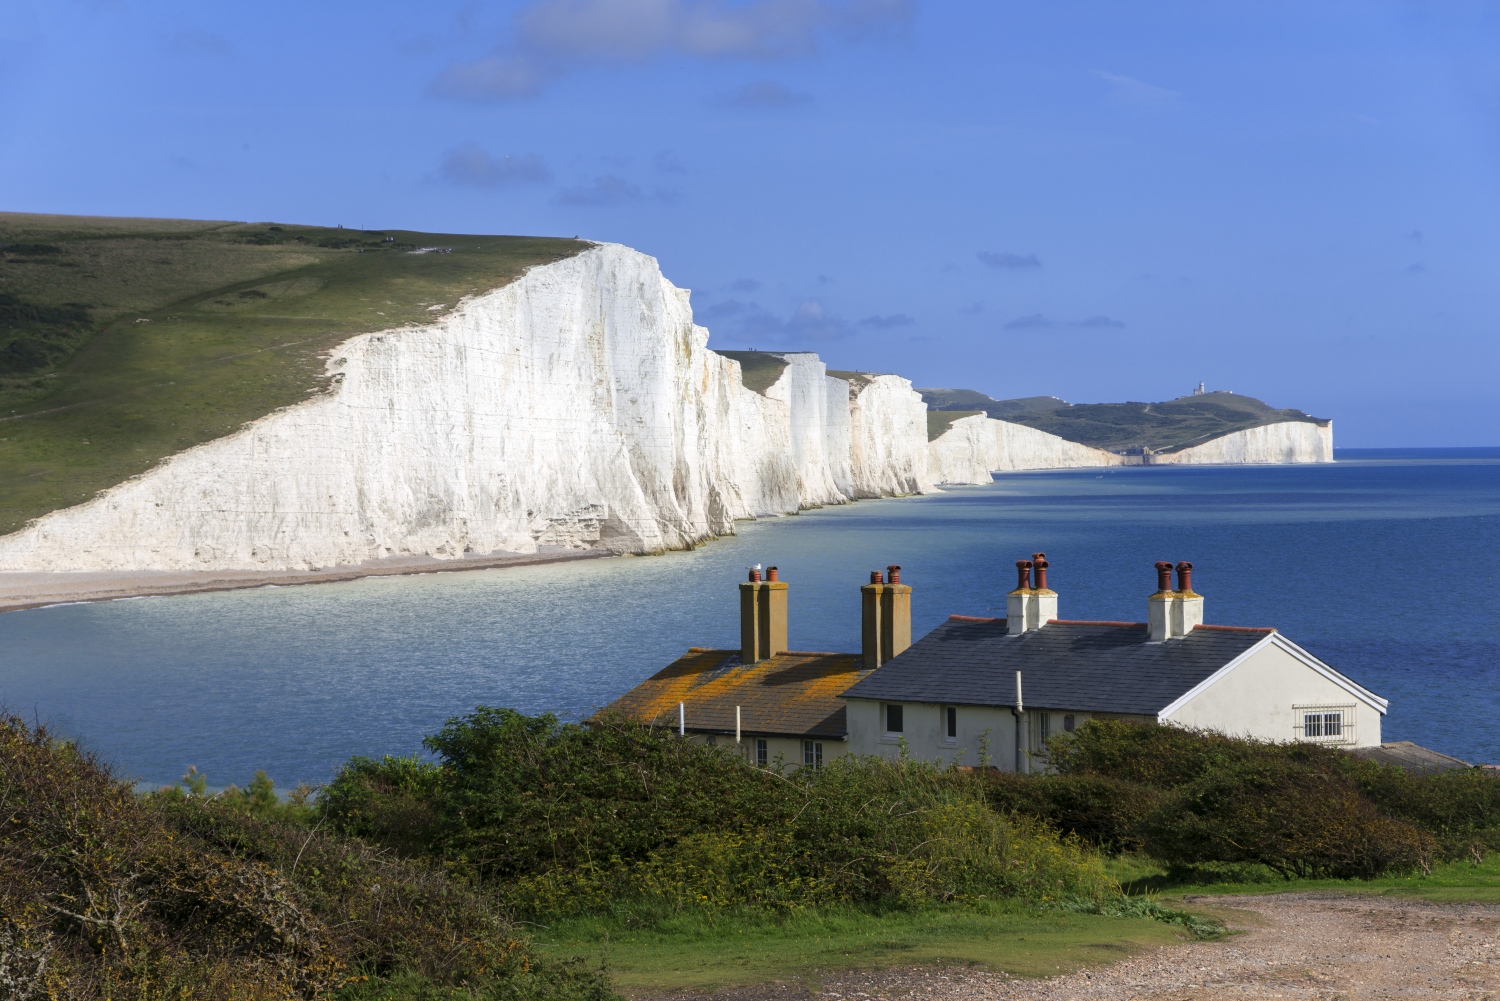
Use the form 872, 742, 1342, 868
2, 447, 1497, 787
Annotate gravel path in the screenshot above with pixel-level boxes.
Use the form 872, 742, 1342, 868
657, 894, 1500, 1001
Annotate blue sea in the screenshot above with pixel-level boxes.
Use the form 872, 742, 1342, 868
2, 447, 1497, 789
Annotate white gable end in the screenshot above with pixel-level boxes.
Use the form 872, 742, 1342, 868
1160, 632, 1385, 747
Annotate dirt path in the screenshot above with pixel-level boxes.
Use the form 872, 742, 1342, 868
661, 895, 1500, 1001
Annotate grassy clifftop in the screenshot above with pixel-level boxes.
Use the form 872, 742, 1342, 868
0, 212, 584, 534
920, 387, 1327, 453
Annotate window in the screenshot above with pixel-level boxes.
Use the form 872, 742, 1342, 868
885, 704, 904, 734
755, 738, 768, 767
706, 734, 716, 746
945, 706, 958, 741
1063, 714, 1076, 733
803, 740, 823, 769
1038, 712, 1051, 743
1294, 704, 1355, 743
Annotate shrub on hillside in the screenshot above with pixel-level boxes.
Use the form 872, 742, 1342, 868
979, 771, 1164, 854
320, 707, 1119, 919
0, 714, 613, 1001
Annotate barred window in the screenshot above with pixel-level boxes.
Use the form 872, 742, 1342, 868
1295, 704, 1355, 743
803, 740, 823, 769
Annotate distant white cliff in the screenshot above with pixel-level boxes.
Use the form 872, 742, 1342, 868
0, 243, 1332, 573
0, 245, 935, 572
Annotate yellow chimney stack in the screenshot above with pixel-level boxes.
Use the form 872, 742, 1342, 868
861, 564, 912, 669
740, 565, 788, 663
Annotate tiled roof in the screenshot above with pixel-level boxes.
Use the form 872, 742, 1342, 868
840, 616, 1274, 717
604, 649, 870, 739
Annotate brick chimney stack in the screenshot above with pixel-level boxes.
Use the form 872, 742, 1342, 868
861, 564, 912, 668
740, 565, 788, 663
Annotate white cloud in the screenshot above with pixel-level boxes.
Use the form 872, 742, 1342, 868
434, 0, 910, 100
438, 144, 551, 187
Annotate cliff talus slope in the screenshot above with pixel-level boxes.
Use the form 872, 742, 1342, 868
0, 246, 934, 572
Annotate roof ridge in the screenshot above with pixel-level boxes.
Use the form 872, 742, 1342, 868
1047, 618, 1147, 628
948, 614, 999, 623
1194, 624, 1276, 633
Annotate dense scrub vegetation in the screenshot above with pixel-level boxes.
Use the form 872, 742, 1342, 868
0, 715, 612, 1001
984, 720, 1500, 880
11, 707, 1495, 999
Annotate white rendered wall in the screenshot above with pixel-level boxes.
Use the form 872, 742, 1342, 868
1151, 421, 1333, 465
845, 699, 1021, 770
928, 415, 1123, 485
1162, 639, 1383, 747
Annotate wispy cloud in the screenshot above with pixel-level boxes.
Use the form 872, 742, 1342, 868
1095, 70, 1180, 107
718, 80, 812, 108
164, 28, 235, 57
1003, 313, 1126, 331
438, 144, 550, 187
703, 297, 852, 343
978, 251, 1041, 270
654, 149, 688, 173
858, 313, 913, 329
432, 0, 911, 100
728, 278, 762, 292
1070, 315, 1125, 329
555, 174, 640, 205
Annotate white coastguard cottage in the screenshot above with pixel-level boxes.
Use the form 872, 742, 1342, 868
840, 556, 1388, 771
606, 557, 1388, 772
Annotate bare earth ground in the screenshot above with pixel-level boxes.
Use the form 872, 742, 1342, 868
0, 548, 614, 613
646, 895, 1500, 1001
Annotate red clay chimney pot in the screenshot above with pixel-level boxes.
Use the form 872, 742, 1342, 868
870, 570, 883, 584
1175, 561, 1194, 593
1015, 560, 1033, 591
1033, 558, 1049, 591
766, 566, 779, 582
886, 564, 901, 585
748, 568, 762, 583
1154, 561, 1173, 592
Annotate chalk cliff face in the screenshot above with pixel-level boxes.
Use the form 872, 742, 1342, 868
929, 415, 1122, 484
0, 245, 933, 572
1148, 421, 1333, 465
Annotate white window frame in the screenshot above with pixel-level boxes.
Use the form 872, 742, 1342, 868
803, 739, 823, 769
883, 703, 904, 741
755, 737, 769, 766
1293, 704, 1356, 744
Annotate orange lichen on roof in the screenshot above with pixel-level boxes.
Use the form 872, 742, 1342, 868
602, 650, 871, 739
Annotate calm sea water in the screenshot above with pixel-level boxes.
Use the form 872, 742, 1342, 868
3, 447, 1497, 788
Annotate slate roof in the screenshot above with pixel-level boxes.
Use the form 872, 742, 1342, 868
1347, 741, 1473, 775
840, 616, 1275, 717
604, 649, 871, 739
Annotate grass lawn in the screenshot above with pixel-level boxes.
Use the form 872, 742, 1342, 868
0, 212, 583, 534
532, 903, 1194, 994
1109, 852, 1500, 904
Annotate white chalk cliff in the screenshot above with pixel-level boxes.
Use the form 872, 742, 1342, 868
0, 243, 1333, 573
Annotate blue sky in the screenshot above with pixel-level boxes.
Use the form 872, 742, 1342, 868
2, 1, 1498, 445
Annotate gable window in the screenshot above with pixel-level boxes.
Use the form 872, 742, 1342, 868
755, 738, 768, 767
803, 740, 823, 769
945, 706, 958, 742
884, 704, 904, 734
1294, 704, 1355, 743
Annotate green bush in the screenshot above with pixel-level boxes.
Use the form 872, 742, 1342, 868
0, 714, 613, 1001
980, 771, 1164, 854
321, 708, 1120, 920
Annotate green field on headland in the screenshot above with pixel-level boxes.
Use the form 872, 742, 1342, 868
7, 709, 1498, 1000
0, 212, 583, 534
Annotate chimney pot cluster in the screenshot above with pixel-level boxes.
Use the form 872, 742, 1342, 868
1148, 560, 1205, 640
862, 563, 912, 668
740, 563, 787, 662
1007, 552, 1059, 634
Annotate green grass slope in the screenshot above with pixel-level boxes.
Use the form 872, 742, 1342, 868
712, 349, 791, 395
920, 387, 1327, 453
0, 212, 584, 535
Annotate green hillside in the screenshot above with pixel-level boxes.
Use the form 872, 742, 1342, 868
0, 212, 584, 534
919, 388, 1327, 453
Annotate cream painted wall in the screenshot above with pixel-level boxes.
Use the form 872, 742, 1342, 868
688, 733, 848, 771
1163, 639, 1383, 747
845, 699, 1022, 769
